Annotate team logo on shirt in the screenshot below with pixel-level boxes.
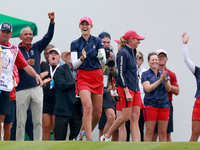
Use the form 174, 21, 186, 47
30, 49, 34, 56
0, 76, 8, 88
2, 51, 10, 69
0, 76, 5, 84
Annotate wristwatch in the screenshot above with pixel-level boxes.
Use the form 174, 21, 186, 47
35, 74, 40, 78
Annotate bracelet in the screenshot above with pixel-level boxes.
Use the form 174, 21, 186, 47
35, 74, 40, 78
80, 56, 84, 62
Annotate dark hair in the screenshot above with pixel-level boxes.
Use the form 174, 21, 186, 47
147, 52, 157, 61
104, 33, 110, 37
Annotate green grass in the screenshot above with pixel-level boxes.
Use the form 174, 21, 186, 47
0, 141, 200, 150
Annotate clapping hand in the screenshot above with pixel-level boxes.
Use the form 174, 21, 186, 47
160, 70, 167, 81
81, 49, 86, 61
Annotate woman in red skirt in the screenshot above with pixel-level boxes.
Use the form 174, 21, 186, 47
71, 16, 106, 141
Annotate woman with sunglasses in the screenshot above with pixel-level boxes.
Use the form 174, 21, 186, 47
182, 32, 200, 141
142, 52, 171, 141
137, 51, 147, 141
71, 16, 106, 141
101, 30, 145, 142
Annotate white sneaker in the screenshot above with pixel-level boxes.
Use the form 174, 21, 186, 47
100, 134, 111, 141
81, 130, 87, 141
73, 131, 84, 141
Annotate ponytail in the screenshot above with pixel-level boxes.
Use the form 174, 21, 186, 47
120, 36, 127, 49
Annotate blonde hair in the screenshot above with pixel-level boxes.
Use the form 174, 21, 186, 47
120, 36, 129, 49
136, 49, 140, 58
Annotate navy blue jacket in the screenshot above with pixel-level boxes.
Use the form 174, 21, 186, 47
141, 69, 170, 108
16, 23, 54, 91
116, 45, 139, 92
53, 63, 82, 117
194, 66, 200, 98
71, 35, 104, 70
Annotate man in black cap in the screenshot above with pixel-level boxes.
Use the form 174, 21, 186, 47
98, 31, 118, 141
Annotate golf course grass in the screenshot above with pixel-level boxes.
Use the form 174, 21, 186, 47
0, 141, 199, 150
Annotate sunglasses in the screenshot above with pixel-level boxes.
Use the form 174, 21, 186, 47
138, 56, 143, 59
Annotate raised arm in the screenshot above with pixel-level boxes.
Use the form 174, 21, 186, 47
37, 12, 55, 52
48, 12, 55, 24
182, 32, 195, 74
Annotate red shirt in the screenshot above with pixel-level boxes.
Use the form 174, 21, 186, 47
15, 48, 29, 69
10, 65, 19, 100
1, 41, 28, 69
166, 68, 179, 101
18, 42, 31, 50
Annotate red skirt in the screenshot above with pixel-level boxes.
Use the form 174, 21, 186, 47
192, 98, 200, 120
118, 86, 142, 108
75, 69, 104, 95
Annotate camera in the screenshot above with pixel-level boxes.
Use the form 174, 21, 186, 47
112, 90, 120, 104
105, 47, 115, 68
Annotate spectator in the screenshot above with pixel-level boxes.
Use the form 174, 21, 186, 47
43, 44, 64, 66
137, 51, 147, 141
41, 48, 61, 140
43, 44, 54, 63
98, 31, 118, 141
54, 48, 82, 140
0, 22, 43, 141
16, 12, 55, 141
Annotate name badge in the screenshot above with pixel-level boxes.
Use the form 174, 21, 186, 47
103, 75, 108, 88
50, 80, 54, 89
